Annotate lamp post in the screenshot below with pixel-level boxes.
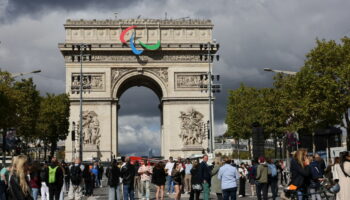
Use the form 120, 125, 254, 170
200, 42, 220, 154
71, 44, 92, 162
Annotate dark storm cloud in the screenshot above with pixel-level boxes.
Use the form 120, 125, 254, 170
3, 0, 142, 21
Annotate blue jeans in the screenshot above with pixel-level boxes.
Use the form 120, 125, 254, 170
166, 176, 174, 193
223, 187, 237, 200
108, 185, 120, 200
32, 188, 39, 200
123, 184, 134, 200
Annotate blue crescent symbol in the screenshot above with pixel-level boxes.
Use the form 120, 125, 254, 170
129, 32, 143, 55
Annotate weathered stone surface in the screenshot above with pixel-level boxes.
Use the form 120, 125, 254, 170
60, 18, 217, 161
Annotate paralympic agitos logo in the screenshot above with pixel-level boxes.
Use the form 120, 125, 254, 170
120, 25, 161, 55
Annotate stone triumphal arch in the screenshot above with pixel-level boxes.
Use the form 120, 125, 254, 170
59, 18, 218, 161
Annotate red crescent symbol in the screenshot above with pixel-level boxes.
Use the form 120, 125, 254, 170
120, 25, 137, 44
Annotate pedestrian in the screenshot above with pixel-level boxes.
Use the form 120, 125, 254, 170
247, 160, 257, 197
199, 155, 211, 200
314, 154, 326, 176
189, 160, 201, 200
218, 158, 240, 200
29, 161, 42, 200
61, 162, 70, 193
40, 162, 50, 200
8, 155, 32, 200
308, 155, 322, 200
184, 158, 192, 194
0, 165, 10, 200
106, 159, 121, 200
238, 163, 247, 198
91, 162, 99, 188
177, 157, 185, 194
121, 157, 136, 200
98, 162, 104, 188
165, 157, 175, 194
47, 157, 64, 200
211, 158, 222, 200
171, 162, 183, 200
138, 159, 152, 200
133, 161, 141, 198
289, 148, 310, 200
256, 156, 269, 200
82, 164, 93, 196
267, 159, 278, 200
151, 161, 167, 200
333, 151, 350, 200
67, 158, 84, 200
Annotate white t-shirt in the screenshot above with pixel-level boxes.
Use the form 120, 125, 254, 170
165, 162, 175, 176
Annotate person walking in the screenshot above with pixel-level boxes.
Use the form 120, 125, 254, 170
267, 159, 278, 200
189, 160, 201, 200
98, 162, 104, 188
238, 163, 247, 198
171, 162, 183, 200
29, 161, 42, 200
106, 159, 121, 200
256, 156, 269, 200
1, 165, 10, 200
91, 162, 99, 188
218, 158, 240, 200
133, 161, 141, 198
211, 158, 222, 200
184, 158, 192, 194
165, 157, 175, 194
47, 157, 64, 200
40, 162, 50, 200
151, 161, 167, 200
333, 151, 350, 200
67, 158, 84, 200
61, 162, 70, 193
199, 155, 211, 200
247, 160, 257, 197
82, 164, 93, 197
308, 155, 323, 200
289, 149, 310, 200
121, 157, 136, 200
138, 160, 152, 200
8, 155, 32, 200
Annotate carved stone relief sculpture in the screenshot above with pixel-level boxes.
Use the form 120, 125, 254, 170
179, 108, 206, 146
77, 111, 101, 149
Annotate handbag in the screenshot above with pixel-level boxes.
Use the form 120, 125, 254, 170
192, 184, 203, 191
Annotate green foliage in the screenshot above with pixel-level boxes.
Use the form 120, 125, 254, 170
37, 93, 70, 156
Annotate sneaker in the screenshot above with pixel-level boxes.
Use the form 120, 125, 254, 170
239, 195, 243, 197
166, 192, 170, 195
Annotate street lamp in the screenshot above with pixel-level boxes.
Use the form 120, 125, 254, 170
11, 69, 42, 78
199, 41, 220, 154
71, 44, 92, 161
263, 68, 297, 75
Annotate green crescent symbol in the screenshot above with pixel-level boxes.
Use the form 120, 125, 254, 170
138, 40, 161, 50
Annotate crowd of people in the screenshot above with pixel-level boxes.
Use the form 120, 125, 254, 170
0, 150, 349, 200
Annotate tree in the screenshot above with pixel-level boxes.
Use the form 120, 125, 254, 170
37, 93, 70, 157
295, 38, 350, 150
13, 78, 41, 150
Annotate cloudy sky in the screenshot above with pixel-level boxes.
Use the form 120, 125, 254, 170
1, 0, 350, 156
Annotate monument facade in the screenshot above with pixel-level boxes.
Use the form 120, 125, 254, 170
59, 18, 217, 161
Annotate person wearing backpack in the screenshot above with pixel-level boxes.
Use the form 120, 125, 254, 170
68, 158, 84, 200
47, 157, 64, 200
308, 155, 323, 200
256, 156, 268, 200
267, 159, 278, 200
40, 162, 50, 200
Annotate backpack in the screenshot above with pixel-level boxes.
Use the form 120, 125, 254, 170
268, 164, 277, 177
70, 165, 82, 185
48, 166, 58, 184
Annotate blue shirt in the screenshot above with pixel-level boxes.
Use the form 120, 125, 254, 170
185, 164, 193, 174
218, 164, 240, 190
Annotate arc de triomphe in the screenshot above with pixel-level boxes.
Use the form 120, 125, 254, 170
59, 18, 218, 161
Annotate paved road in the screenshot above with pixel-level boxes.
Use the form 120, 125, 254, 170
83, 180, 285, 200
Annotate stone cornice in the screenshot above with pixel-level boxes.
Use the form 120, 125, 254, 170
65, 19, 213, 28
